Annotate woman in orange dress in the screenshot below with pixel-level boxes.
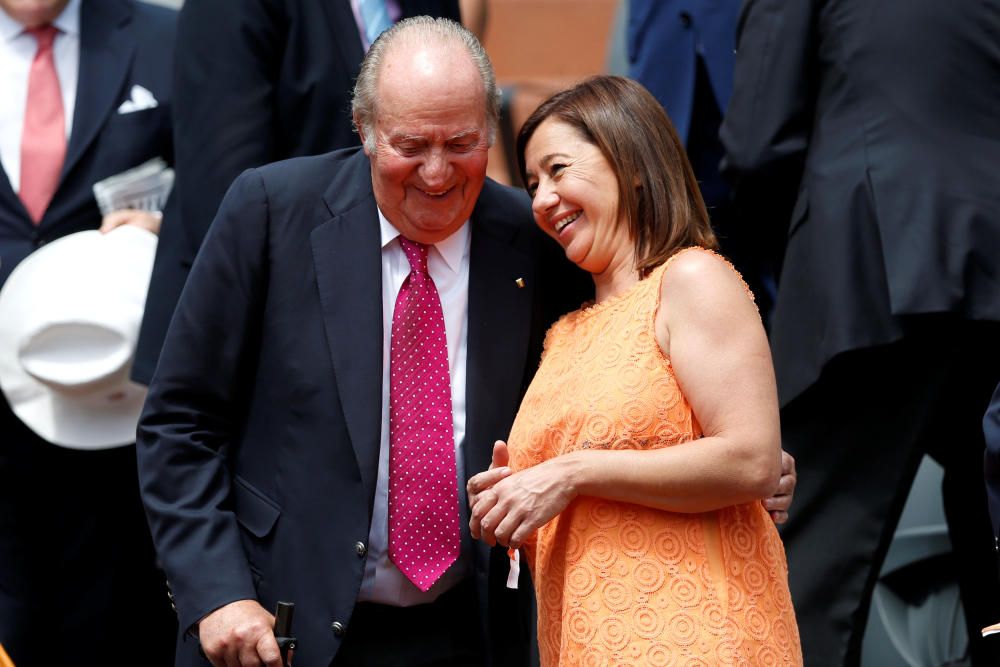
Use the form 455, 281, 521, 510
467, 76, 802, 667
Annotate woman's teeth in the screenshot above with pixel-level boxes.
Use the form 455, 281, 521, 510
555, 211, 581, 232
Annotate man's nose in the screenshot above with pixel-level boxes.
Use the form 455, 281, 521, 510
419, 150, 451, 186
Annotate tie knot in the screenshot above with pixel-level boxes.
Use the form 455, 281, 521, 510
26, 24, 58, 50
399, 237, 429, 276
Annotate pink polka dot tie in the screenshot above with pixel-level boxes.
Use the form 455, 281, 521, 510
388, 237, 460, 592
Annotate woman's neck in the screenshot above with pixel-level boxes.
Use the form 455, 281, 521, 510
592, 253, 640, 303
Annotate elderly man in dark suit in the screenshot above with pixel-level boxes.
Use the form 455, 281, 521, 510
133, 0, 461, 385
0, 0, 177, 664
137, 17, 586, 667
721, 0, 1000, 664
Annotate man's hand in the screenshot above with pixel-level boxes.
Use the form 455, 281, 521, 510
198, 599, 283, 667
99, 208, 162, 235
764, 450, 796, 525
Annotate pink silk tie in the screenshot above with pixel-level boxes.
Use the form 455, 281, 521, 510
20, 24, 65, 224
388, 237, 460, 592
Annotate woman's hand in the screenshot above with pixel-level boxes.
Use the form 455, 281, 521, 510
469, 452, 579, 549
467, 441, 513, 539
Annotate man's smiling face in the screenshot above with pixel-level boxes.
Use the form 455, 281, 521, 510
361, 40, 489, 244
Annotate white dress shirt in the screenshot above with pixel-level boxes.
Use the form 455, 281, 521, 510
356, 209, 473, 606
0, 0, 80, 193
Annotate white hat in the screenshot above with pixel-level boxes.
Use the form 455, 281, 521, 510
0, 226, 157, 450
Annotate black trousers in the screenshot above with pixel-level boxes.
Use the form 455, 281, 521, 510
332, 579, 483, 666
0, 401, 176, 667
780, 319, 1000, 666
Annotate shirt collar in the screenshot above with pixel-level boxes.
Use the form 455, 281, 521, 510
0, 0, 81, 42
378, 207, 471, 275
53, 0, 81, 38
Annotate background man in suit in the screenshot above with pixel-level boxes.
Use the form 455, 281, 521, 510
137, 17, 586, 667
627, 0, 776, 320
721, 0, 1000, 664
0, 0, 177, 663
133, 0, 462, 385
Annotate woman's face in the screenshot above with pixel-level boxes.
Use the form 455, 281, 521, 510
523, 118, 633, 275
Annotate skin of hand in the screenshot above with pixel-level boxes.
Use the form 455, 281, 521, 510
468, 441, 514, 540
99, 208, 162, 235
198, 599, 283, 667
764, 449, 796, 524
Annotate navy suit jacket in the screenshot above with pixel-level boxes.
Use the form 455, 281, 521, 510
627, 0, 738, 144
133, 0, 460, 384
137, 147, 589, 666
0, 0, 175, 289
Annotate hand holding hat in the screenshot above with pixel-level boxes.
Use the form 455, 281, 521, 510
0, 226, 157, 449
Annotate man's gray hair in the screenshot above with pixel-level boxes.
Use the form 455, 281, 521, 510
351, 16, 501, 151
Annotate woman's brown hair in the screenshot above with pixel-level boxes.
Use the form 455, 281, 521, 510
516, 76, 717, 275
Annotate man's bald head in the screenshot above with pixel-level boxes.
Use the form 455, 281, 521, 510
351, 16, 500, 152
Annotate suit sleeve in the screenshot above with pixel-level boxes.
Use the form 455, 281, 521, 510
984, 382, 1000, 540
173, 0, 285, 251
719, 0, 821, 268
137, 169, 271, 632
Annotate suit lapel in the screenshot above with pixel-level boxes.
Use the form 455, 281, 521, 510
0, 169, 30, 229
463, 209, 538, 483
311, 155, 383, 509
63, 0, 133, 184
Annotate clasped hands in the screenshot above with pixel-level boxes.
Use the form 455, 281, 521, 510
468, 442, 798, 549
468, 441, 577, 550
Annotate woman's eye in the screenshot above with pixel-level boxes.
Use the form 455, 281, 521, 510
551, 163, 567, 175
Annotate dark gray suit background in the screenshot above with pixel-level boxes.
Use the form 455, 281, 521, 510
721, 0, 1000, 664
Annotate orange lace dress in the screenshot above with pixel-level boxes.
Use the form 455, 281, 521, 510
507, 248, 802, 667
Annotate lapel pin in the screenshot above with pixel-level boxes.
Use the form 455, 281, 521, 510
514, 277, 526, 289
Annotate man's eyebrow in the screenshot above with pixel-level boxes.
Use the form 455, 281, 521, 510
447, 129, 482, 141
390, 133, 427, 144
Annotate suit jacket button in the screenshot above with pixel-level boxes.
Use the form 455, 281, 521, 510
353, 541, 367, 558
679, 11, 692, 27
331, 621, 346, 637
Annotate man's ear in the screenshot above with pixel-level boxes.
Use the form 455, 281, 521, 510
355, 115, 371, 155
